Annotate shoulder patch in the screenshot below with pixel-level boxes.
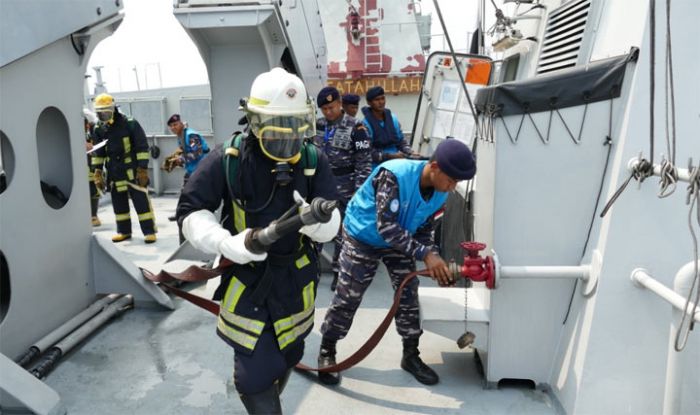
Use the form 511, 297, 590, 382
389, 199, 400, 213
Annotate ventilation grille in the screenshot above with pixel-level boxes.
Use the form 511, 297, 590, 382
537, 0, 591, 74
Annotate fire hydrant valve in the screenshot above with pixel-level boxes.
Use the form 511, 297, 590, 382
458, 241, 496, 289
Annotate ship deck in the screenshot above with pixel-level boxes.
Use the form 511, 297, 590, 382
44, 195, 559, 415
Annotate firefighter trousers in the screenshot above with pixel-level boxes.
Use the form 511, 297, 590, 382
110, 184, 156, 235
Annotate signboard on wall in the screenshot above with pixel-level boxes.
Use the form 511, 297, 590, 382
328, 76, 423, 96
130, 99, 166, 135
179, 98, 213, 133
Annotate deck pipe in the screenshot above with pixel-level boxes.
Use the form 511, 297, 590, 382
630, 268, 700, 323
499, 265, 590, 280
30, 295, 133, 379
663, 262, 700, 415
15, 293, 121, 368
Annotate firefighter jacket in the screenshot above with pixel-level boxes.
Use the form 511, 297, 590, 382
91, 111, 150, 191
176, 134, 338, 355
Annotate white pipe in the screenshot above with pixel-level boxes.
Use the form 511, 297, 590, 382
627, 157, 695, 182
500, 265, 590, 280
663, 262, 700, 415
630, 268, 700, 323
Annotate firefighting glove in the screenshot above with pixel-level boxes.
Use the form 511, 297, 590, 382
182, 210, 267, 264
294, 190, 342, 243
135, 167, 149, 187
93, 169, 104, 190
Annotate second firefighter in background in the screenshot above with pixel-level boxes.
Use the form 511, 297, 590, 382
90, 93, 157, 244
314, 86, 372, 291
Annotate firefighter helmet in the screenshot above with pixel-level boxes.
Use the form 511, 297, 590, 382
241, 68, 316, 162
94, 93, 115, 124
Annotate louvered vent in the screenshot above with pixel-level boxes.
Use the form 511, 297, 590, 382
537, 0, 591, 74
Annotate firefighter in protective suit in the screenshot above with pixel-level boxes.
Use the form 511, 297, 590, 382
177, 67, 340, 414
90, 93, 157, 243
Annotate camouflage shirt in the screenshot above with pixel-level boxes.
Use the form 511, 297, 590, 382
373, 169, 437, 260
314, 113, 372, 191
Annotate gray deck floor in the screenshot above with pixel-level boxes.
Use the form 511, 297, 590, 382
44, 195, 558, 415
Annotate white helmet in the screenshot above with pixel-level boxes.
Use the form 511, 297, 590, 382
242, 67, 316, 162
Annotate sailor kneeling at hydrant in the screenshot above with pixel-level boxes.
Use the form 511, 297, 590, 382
317, 139, 477, 386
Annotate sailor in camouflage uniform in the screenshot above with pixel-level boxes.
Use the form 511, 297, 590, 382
316, 139, 477, 387
314, 86, 372, 290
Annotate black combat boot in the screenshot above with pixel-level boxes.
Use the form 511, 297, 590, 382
400, 338, 439, 385
317, 338, 341, 385
239, 384, 282, 415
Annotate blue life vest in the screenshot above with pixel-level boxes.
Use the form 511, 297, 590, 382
344, 159, 447, 248
183, 128, 210, 175
361, 107, 400, 155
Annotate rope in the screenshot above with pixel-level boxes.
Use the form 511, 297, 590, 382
675, 160, 700, 351
664, 0, 677, 165
657, 158, 678, 198
599, 157, 653, 218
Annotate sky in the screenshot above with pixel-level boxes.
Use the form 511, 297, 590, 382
86, 0, 487, 94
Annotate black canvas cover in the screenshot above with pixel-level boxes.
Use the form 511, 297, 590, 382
475, 48, 638, 116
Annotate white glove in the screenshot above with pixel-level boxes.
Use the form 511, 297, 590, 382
182, 210, 267, 263
294, 190, 342, 243
218, 229, 268, 264
299, 207, 341, 242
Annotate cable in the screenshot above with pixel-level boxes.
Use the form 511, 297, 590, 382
430, 0, 480, 152
649, 0, 656, 165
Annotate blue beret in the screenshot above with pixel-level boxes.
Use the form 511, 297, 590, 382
317, 86, 340, 107
366, 86, 384, 101
434, 139, 476, 181
167, 113, 181, 125
342, 94, 360, 105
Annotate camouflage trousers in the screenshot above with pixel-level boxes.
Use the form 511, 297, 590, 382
320, 229, 423, 341
330, 179, 355, 275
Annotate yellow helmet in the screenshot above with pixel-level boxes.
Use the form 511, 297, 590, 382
94, 93, 115, 124
94, 93, 114, 110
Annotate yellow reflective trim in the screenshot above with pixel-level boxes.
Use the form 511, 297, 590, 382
295, 254, 310, 270
124, 157, 132, 164
303, 281, 314, 310
116, 186, 128, 192
219, 309, 265, 335
88, 171, 94, 179
277, 315, 314, 350
127, 169, 134, 181
222, 277, 246, 313
274, 316, 293, 334
138, 212, 154, 221
273, 281, 315, 334
136, 152, 149, 160
115, 213, 131, 221
248, 97, 269, 106
91, 157, 105, 165
122, 136, 131, 154
217, 317, 257, 350
232, 203, 246, 234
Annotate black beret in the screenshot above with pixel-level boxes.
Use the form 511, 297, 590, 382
434, 139, 476, 181
317, 86, 340, 107
167, 113, 181, 125
342, 94, 360, 105
366, 86, 384, 101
